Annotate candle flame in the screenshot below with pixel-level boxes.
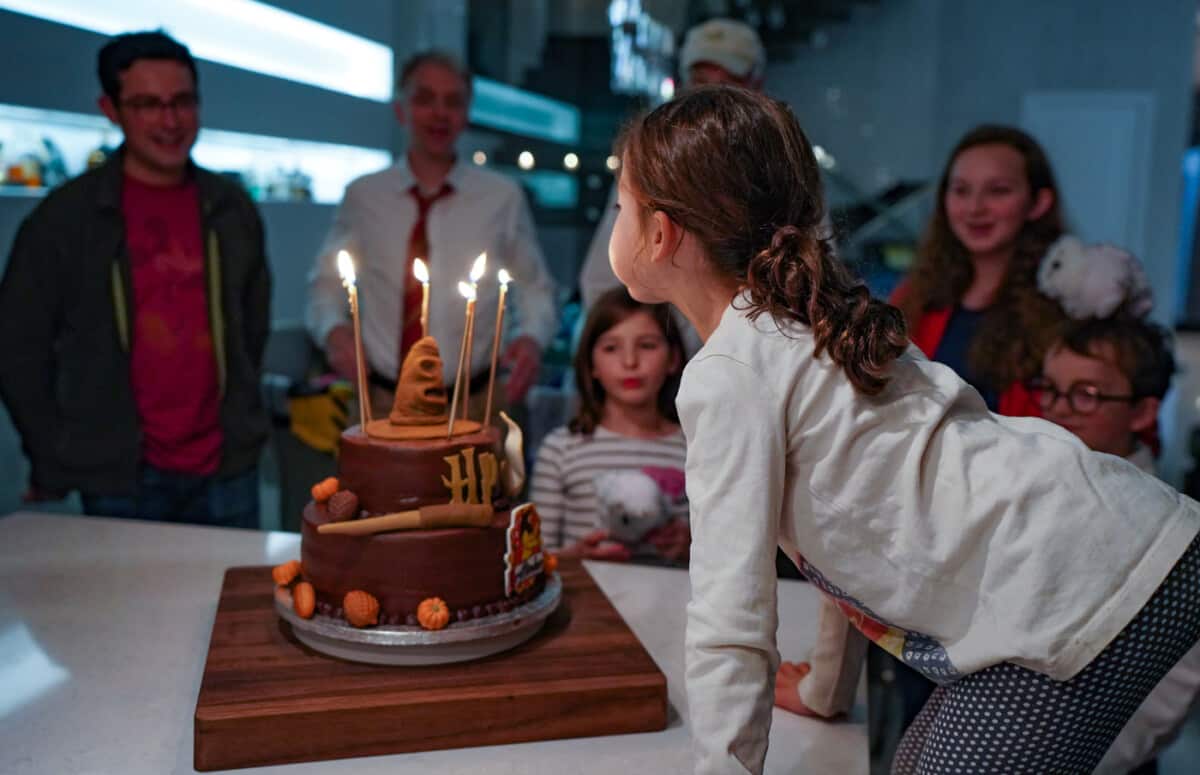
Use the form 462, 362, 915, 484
498, 268, 512, 287
458, 281, 476, 301
413, 257, 429, 284
470, 252, 487, 283
337, 250, 356, 287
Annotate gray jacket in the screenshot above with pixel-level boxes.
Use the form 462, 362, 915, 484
0, 150, 271, 495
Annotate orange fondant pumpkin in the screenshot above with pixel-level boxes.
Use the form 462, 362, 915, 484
343, 590, 380, 628
293, 582, 316, 619
417, 597, 450, 630
311, 477, 339, 503
271, 559, 302, 586
543, 553, 559, 574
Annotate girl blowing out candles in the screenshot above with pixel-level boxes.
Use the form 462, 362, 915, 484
609, 86, 1200, 774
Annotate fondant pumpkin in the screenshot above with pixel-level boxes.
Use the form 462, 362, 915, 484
344, 590, 380, 628
417, 597, 450, 630
311, 477, 339, 503
293, 582, 316, 619
271, 559, 302, 586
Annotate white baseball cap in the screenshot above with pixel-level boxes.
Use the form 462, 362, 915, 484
679, 18, 766, 82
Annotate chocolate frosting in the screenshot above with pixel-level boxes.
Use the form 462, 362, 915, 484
301, 502, 511, 614
338, 425, 503, 514
299, 423, 536, 618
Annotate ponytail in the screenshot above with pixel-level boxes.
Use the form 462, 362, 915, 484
620, 86, 909, 394
743, 226, 908, 395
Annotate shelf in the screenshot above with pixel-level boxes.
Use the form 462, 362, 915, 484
0, 103, 390, 204
0, 186, 46, 198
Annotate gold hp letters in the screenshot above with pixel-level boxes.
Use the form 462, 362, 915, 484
442, 447, 499, 504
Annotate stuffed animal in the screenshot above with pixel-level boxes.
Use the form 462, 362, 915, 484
1037, 235, 1153, 319
593, 469, 673, 544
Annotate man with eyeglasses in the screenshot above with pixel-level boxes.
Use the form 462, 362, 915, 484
0, 31, 271, 528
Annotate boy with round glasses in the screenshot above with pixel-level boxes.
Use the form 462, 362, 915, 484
1032, 316, 1174, 471
1034, 316, 1198, 773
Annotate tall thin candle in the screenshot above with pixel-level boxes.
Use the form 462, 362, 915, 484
461, 253, 487, 419
413, 258, 430, 338
447, 281, 476, 438
483, 269, 511, 425
337, 250, 370, 430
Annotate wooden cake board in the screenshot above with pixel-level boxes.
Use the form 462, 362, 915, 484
193, 560, 668, 771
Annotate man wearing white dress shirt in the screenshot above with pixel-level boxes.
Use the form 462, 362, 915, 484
306, 51, 557, 417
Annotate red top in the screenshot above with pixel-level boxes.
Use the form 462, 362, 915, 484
890, 282, 1041, 418
891, 281, 1160, 451
122, 175, 223, 474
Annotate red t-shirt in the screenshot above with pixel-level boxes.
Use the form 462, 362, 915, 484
122, 175, 223, 474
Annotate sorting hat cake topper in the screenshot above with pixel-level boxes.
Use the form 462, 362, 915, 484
366, 335, 481, 439
389, 337, 448, 426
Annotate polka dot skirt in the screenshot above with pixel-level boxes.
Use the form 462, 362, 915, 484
892, 534, 1200, 774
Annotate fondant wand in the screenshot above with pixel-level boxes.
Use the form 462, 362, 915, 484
317, 503, 494, 535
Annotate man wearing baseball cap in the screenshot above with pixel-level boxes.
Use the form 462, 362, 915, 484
678, 17, 766, 89
579, 18, 766, 317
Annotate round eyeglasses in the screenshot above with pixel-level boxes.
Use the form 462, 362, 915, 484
1026, 377, 1137, 415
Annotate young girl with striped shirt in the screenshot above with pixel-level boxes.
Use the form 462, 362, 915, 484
532, 287, 690, 562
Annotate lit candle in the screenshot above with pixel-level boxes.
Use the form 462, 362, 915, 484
447, 281, 476, 438
337, 250, 371, 430
461, 253, 487, 419
413, 257, 430, 338
483, 269, 511, 425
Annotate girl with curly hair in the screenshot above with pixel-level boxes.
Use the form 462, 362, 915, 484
612, 86, 1200, 774
893, 125, 1068, 414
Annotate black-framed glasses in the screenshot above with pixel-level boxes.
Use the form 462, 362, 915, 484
120, 92, 200, 118
1026, 377, 1137, 415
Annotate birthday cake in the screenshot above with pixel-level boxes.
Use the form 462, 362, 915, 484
273, 336, 549, 633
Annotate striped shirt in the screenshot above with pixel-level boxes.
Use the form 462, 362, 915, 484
531, 425, 689, 551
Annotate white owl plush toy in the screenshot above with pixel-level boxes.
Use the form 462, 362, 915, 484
592, 470, 672, 544
1037, 235, 1154, 319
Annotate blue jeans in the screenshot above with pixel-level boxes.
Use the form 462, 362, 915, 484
82, 465, 259, 530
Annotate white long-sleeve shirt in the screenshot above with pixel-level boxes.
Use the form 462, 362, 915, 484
1096, 445, 1200, 774
678, 297, 1200, 775
306, 157, 558, 380
794, 442, 1200, 751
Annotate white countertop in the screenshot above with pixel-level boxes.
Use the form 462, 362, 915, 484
0, 512, 866, 774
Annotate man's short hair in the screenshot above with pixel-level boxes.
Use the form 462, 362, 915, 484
398, 50, 472, 97
1056, 316, 1176, 400
97, 30, 197, 102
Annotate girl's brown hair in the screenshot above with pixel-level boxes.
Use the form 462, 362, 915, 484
900, 125, 1067, 387
570, 287, 684, 435
620, 85, 907, 395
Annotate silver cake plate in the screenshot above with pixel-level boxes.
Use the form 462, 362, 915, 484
274, 574, 562, 666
